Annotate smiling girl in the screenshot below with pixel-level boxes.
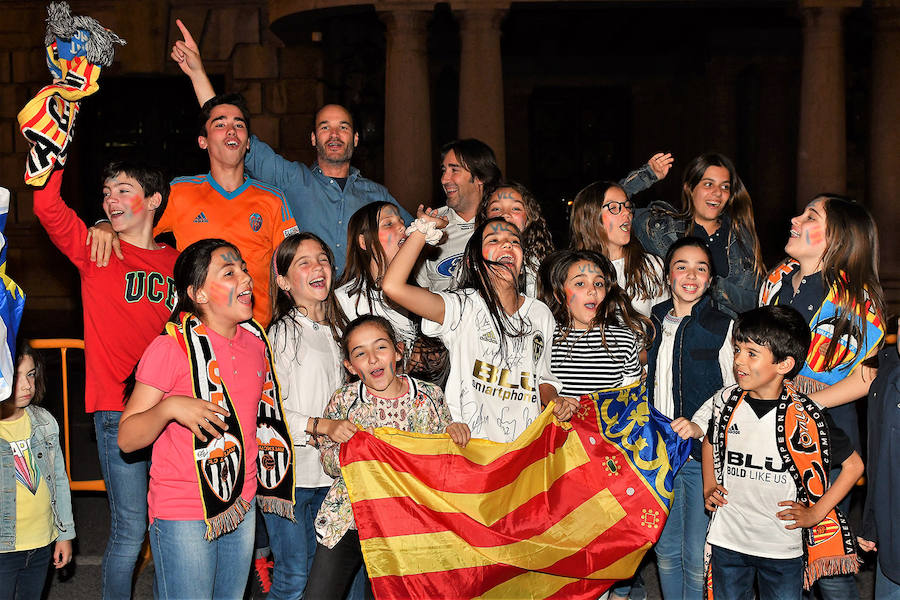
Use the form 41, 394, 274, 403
538, 249, 651, 395
382, 210, 575, 444
337, 202, 417, 363
757, 194, 885, 600
265, 232, 351, 598
120, 239, 294, 599
303, 315, 455, 599
478, 181, 555, 296
633, 153, 765, 315
645, 237, 735, 600
570, 181, 667, 317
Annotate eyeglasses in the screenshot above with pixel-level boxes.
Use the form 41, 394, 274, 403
602, 200, 634, 215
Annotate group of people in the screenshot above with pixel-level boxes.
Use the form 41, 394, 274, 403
1, 17, 897, 600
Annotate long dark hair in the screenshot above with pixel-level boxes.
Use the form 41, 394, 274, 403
570, 180, 664, 302
538, 249, 652, 349
269, 232, 347, 347
13, 341, 45, 406
455, 218, 528, 358
656, 153, 765, 280
338, 201, 395, 312
477, 181, 555, 275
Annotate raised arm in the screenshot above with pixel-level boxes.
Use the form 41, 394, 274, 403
381, 205, 447, 324
619, 152, 673, 200
170, 19, 216, 106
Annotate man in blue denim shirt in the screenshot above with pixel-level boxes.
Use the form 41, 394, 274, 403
244, 104, 412, 274
170, 20, 411, 274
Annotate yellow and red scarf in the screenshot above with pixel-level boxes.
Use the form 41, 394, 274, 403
17, 2, 125, 186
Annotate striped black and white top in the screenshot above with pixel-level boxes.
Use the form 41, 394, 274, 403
550, 324, 643, 396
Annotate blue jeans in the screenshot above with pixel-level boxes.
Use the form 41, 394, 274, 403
876, 558, 900, 600
655, 458, 707, 600
94, 410, 149, 600
0, 543, 51, 600
149, 502, 255, 599
711, 545, 803, 600
264, 486, 328, 600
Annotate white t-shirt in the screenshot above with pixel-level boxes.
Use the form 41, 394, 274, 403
415, 206, 475, 292
422, 289, 562, 443
653, 311, 735, 419
268, 309, 344, 488
551, 324, 642, 396
705, 386, 801, 559
612, 255, 668, 317
336, 280, 418, 348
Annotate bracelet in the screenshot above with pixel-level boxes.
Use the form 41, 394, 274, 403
406, 218, 443, 246
312, 417, 320, 437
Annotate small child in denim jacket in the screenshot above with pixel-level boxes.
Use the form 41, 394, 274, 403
0, 342, 75, 597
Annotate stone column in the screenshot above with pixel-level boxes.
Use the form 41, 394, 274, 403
869, 2, 900, 274
381, 10, 432, 213
795, 1, 860, 208
457, 8, 507, 172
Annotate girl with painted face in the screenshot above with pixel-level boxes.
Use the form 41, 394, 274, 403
537, 249, 651, 395
382, 210, 576, 444
0, 343, 75, 598
337, 202, 418, 368
758, 194, 885, 600
570, 181, 668, 318
264, 232, 353, 598
632, 153, 765, 315
646, 237, 736, 600
477, 181, 555, 297
304, 315, 454, 600
120, 239, 294, 599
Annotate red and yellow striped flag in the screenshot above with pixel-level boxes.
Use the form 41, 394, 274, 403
341, 382, 691, 599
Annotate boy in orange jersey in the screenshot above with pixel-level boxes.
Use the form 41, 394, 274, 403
153, 93, 298, 325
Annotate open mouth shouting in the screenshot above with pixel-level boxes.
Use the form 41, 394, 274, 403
236, 288, 253, 305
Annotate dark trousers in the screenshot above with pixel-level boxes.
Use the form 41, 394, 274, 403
304, 530, 373, 600
0, 543, 52, 600
711, 545, 803, 600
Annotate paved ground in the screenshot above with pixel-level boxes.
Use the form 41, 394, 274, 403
42, 487, 876, 600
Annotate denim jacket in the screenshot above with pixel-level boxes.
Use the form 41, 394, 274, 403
0, 405, 75, 550
632, 201, 760, 316
244, 135, 412, 274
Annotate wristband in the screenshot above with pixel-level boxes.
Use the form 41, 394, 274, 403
406, 218, 443, 246
312, 416, 320, 436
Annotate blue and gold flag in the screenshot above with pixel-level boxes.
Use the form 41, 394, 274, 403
0, 188, 25, 401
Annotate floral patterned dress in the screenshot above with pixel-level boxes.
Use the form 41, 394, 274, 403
315, 375, 451, 548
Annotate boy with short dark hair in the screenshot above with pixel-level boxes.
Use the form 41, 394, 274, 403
34, 159, 178, 599
692, 305, 862, 599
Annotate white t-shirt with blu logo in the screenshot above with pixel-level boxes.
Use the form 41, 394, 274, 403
422, 289, 562, 443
